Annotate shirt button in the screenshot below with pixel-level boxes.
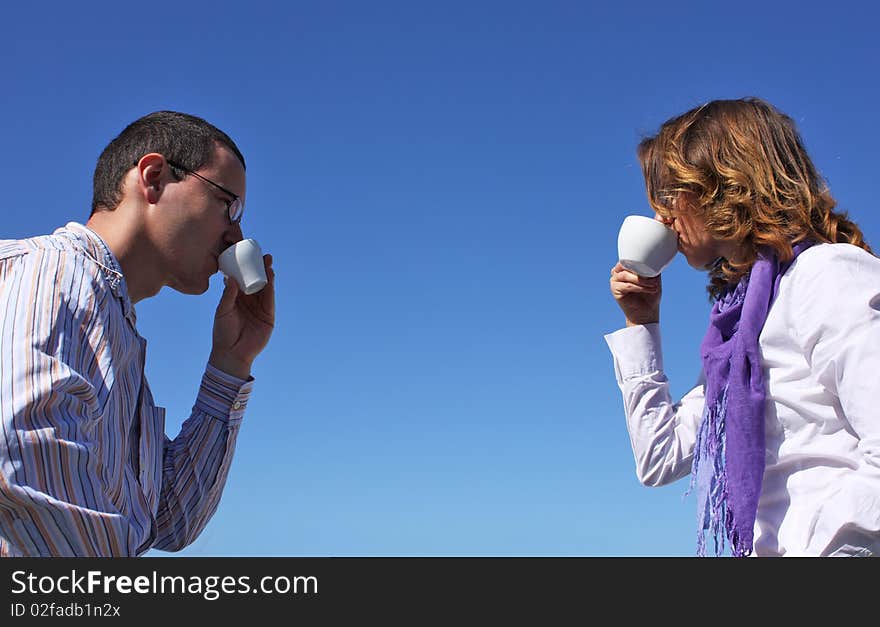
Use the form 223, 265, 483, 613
232, 401, 242, 410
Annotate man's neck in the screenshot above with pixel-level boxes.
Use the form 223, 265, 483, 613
85, 206, 164, 304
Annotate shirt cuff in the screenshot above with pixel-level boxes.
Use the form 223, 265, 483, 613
194, 363, 255, 424
603, 323, 664, 381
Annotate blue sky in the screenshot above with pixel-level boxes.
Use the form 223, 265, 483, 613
3, 1, 878, 556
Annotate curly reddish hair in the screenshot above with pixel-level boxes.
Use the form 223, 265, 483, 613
638, 98, 872, 299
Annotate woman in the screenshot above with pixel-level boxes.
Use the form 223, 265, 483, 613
606, 98, 880, 556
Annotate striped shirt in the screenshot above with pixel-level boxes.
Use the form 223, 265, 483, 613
0, 222, 253, 556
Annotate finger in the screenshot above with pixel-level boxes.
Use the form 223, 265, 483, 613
612, 271, 658, 289
612, 265, 661, 286
611, 274, 659, 288
610, 264, 639, 281
266, 265, 275, 288
612, 283, 656, 295
611, 281, 659, 297
257, 266, 275, 321
264, 256, 275, 283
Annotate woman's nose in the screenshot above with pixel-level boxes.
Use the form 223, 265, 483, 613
654, 212, 673, 226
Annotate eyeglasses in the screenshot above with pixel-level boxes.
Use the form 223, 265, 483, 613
166, 159, 244, 225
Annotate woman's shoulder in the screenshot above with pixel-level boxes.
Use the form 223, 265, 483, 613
790, 242, 879, 277
783, 243, 880, 315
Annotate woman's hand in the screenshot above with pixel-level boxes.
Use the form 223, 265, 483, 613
609, 262, 661, 327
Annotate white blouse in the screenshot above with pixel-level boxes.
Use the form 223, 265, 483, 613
605, 243, 880, 556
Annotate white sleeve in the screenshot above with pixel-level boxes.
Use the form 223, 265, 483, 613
788, 245, 880, 470
604, 323, 704, 486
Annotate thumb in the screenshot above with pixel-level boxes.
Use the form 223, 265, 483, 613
216, 275, 240, 316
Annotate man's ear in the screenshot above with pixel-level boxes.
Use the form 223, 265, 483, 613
135, 153, 170, 204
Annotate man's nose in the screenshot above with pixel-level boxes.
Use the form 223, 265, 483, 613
224, 222, 244, 247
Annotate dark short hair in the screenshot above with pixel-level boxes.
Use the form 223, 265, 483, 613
91, 111, 246, 214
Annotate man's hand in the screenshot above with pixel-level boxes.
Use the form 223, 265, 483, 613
209, 254, 276, 379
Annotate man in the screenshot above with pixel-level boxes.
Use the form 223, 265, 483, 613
0, 111, 275, 556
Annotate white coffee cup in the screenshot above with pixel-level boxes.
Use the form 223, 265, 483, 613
617, 215, 678, 277
218, 239, 268, 295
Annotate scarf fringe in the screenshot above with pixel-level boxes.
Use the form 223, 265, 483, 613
687, 385, 730, 557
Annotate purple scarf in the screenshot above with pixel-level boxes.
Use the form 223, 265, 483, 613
690, 243, 810, 557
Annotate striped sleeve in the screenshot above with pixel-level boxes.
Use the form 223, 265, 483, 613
152, 365, 253, 551
0, 249, 140, 556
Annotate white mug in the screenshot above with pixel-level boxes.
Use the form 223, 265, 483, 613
617, 215, 678, 277
218, 239, 268, 295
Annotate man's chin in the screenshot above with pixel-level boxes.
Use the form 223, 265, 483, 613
168, 277, 211, 296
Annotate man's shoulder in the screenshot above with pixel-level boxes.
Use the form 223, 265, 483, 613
0, 229, 109, 298
0, 233, 53, 260
1, 228, 84, 260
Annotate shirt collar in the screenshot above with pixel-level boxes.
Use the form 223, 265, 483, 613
59, 222, 136, 324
